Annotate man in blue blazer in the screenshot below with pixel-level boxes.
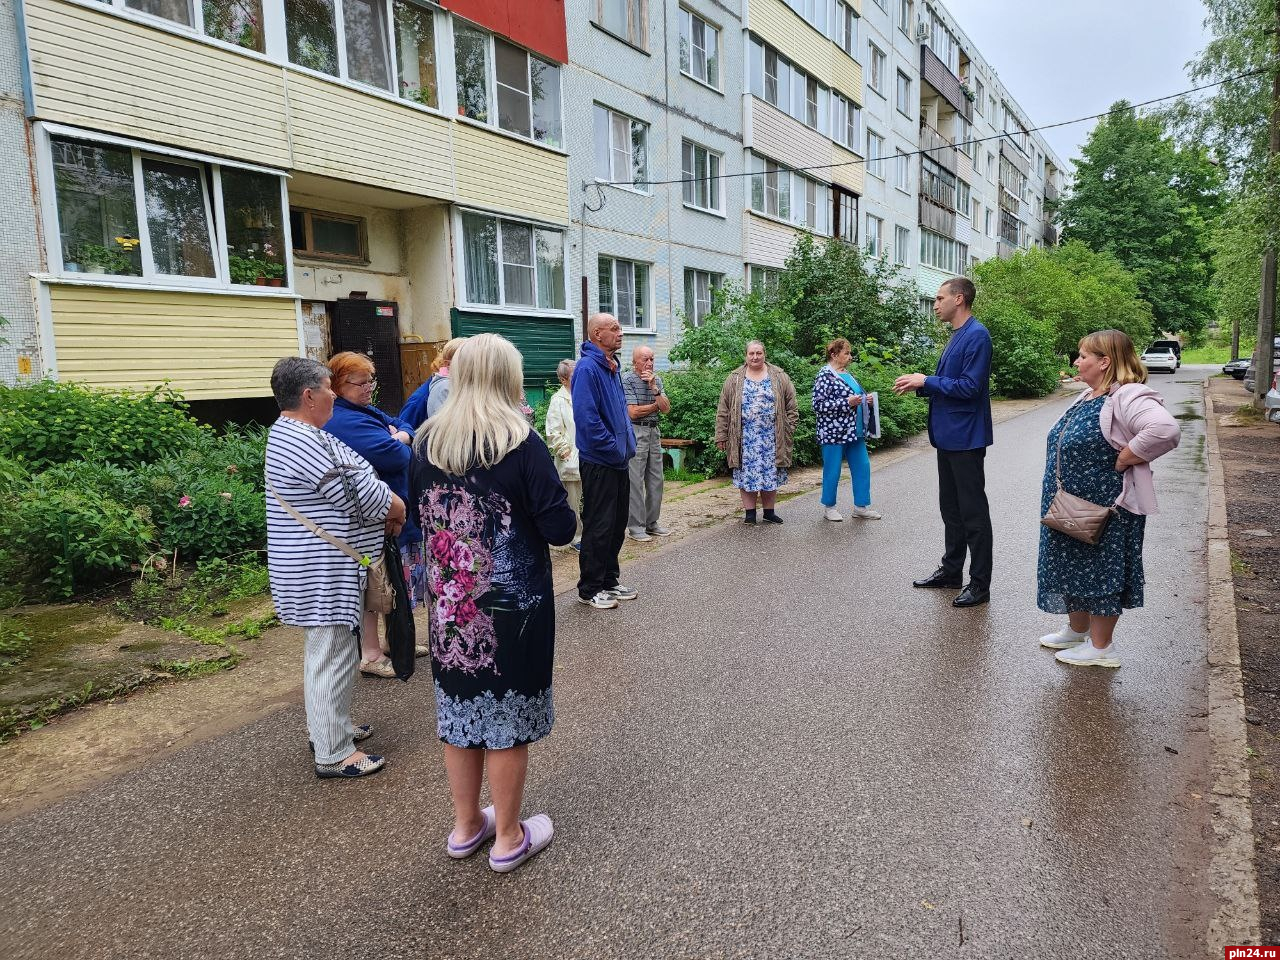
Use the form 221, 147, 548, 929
893, 277, 993, 607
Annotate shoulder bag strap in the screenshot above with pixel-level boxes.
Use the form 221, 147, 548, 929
268, 481, 372, 568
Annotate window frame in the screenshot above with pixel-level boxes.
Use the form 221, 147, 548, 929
39, 124, 294, 292
895, 69, 912, 119
291, 207, 370, 264
897, 0, 912, 36
455, 207, 568, 314
893, 147, 910, 193
864, 213, 883, 258
894, 224, 910, 266
868, 43, 885, 96
598, 254, 653, 331
683, 268, 722, 326
453, 18, 563, 149
95, 0, 271, 57
595, 0, 648, 50
866, 129, 885, 179
679, 6, 721, 90
833, 188, 858, 245
594, 104, 649, 193
681, 139, 725, 215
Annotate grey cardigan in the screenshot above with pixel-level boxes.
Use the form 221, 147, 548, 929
714, 364, 798, 469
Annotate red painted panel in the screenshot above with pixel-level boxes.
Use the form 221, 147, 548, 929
442, 0, 568, 63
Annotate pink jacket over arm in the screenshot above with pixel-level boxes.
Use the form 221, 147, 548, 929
1095, 382, 1181, 515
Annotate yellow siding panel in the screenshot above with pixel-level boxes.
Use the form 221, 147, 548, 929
829, 143, 865, 195
287, 72, 455, 200
25, 0, 291, 168
453, 123, 569, 224
49, 285, 299, 400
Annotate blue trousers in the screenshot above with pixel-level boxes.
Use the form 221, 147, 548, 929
821, 441, 871, 508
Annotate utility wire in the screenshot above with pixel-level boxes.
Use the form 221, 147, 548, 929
599, 66, 1270, 190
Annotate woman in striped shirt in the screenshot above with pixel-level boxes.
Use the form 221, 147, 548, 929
265, 357, 406, 779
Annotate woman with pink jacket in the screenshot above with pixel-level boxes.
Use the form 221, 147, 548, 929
1036, 329, 1181, 669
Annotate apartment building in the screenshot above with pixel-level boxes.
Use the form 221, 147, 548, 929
565, 0, 746, 362
862, 0, 1064, 300
6, 0, 573, 412
742, 0, 865, 292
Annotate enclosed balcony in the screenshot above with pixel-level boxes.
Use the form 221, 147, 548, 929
920, 45, 972, 122
919, 122, 958, 175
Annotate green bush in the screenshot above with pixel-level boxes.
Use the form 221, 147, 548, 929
983, 303, 1062, 398
0, 380, 204, 470
140, 469, 266, 560
0, 482, 154, 597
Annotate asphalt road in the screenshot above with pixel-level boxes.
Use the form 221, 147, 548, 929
0, 370, 1216, 960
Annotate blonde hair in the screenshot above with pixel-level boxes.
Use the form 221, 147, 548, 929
418, 333, 530, 476
429, 337, 467, 376
1078, 329, 1147, 391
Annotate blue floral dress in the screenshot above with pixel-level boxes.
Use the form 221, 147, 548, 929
1037, 394, 1147, 617
733, 376, 788, 492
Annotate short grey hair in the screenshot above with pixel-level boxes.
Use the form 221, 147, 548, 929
556, 359, 575, 382
746, 340, 765, 353
271, 356, 330, 411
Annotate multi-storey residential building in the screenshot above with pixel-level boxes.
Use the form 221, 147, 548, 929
742, 0, 865, 292
6, 0, 573, 413
565, 0, 746, 362
864, 0, 1064, 301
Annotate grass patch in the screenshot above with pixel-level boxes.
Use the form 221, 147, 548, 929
114, 556, 268, 622
1181, 345, 1236, 365
664, 467, 711, 483
0, 617, 33, 668
1230, 550, 1254, 577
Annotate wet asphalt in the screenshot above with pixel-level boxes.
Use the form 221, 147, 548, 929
0, 370, 1216, 960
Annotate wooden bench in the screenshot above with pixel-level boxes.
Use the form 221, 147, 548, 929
660, 438, 698, 473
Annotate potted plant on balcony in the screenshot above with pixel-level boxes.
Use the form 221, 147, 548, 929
265, 261, 286, 287
959, 81, 976, 103
75, 237, 139, 276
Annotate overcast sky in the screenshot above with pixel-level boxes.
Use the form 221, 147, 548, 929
941, 0, 1209, 170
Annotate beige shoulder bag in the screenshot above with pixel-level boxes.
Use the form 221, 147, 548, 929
269, 483, 396, 614
1040, 398, 1118, 546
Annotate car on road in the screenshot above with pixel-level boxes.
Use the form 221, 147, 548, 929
1141, 347, 1179, 374
1267, 369, 1280, 424
1244, 338, 1280, 393
1147, 339, 1182, 368
1222, 358, 1250, 379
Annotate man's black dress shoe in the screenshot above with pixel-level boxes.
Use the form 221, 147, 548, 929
952, 585, 990, 607
913, 568, 963, 589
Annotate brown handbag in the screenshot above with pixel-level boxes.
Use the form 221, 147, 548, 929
1040, 399, 1118, 546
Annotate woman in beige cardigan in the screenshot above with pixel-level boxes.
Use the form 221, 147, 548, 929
715, 341, 798, 524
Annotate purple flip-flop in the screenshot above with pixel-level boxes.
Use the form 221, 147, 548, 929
447, 805, 496, 859
488, 814, 554, 874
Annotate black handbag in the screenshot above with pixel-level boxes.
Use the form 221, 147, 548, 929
379, 536, 416, 681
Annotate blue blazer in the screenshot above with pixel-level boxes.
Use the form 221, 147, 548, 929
323, 396, 420, 544
917, 316, 993, 452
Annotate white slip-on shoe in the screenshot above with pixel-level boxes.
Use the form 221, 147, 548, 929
824, 507, 844, 522
577, 591, 618, 609
489, 814, 554, 873
1039, 627, 1090, 650
626, 528, 652, 542
1055, 641, 1121, 669
850, 506, 882, 520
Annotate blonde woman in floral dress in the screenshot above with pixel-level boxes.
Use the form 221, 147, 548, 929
410, 334, 576, 873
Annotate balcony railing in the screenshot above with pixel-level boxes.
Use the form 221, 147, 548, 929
1043, 224, 1059, 245
997, 239, 1018, 260
1045, 180, 1059, 203
920, 44, 972, 122
919, 122, 958, 175
919, 195, 956, 237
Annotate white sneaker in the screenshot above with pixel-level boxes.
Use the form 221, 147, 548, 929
626, 528, 652, 542
850, 506, 882, 520
1055, 641, 1121, 668
607, 584, 638, 601
1039, 627, 1089, 650
824, 507, 844, 521
577, 591, 618, 609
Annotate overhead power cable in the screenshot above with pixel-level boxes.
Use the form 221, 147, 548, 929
598, 66, 1270, 190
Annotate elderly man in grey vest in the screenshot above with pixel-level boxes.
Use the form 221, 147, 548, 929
621, 345, 671, 541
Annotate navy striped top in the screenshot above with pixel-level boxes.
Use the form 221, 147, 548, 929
265, 415, 393, 628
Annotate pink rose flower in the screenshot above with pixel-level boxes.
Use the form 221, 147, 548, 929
455, 597, 478, 626
450, 541, 475, 570
429, 530, 456, 564
441, 579, 466, 604
453, 569, 476, 594
178, 495, 191, 508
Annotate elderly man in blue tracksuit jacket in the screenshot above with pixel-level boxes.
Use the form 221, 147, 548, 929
572, 313, 637, 610
893, 277, 994, 608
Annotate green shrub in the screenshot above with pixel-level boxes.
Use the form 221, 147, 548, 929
0, 483, 154, 597
144, 472, 266, 560
0, 380, 204, 470
983, 303, 1062, 398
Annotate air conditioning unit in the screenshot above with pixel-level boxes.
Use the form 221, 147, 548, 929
915, 20, 929, 42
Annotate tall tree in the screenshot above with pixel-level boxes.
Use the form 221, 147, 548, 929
1167, 0, 1279, 392
1059, 101, 1221, 344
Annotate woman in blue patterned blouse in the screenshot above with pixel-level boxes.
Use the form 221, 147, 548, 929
812, 338, 883, 523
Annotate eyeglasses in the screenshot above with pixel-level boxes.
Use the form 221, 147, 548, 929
347, 378, 377, 388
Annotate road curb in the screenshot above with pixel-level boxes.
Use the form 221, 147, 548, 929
1201, 380, 1263, 950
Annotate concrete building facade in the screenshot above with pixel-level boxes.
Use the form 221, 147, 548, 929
564, 0, 747, 363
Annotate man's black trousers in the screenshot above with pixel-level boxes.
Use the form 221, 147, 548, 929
936, 448, 993, 591
578, 461, 630, 599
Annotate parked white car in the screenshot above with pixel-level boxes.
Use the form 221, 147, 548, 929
1141, 348, 1179, 374
1266, 368, 1280, 424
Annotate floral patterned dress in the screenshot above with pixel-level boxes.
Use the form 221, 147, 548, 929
409, 433, 577, 749
1037, 394, 1147, 617
733, 376, 788, 492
